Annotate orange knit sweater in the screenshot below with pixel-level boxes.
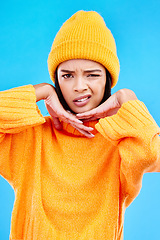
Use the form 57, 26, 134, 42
0, 85, 160, 240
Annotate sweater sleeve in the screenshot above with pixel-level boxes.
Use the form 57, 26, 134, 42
0, 85, 45, 134
95, 100, 160, 207
0, 85, 45, 184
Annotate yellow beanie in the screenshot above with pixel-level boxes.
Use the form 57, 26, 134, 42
48, 10, 120, 88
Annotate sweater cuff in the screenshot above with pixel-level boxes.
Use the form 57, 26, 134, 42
95, 100, 160, 145
0, 85, 45, 133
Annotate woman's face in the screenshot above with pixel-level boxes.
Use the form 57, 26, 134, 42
57, 59, 106, 113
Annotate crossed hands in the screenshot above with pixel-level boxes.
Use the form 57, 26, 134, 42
34, 84, 137, 138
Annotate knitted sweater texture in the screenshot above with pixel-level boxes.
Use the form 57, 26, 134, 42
0, 85, 160, 240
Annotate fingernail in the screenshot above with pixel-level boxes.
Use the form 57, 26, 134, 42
88, 127, 94, 131
76, 113, 82, 117
77, 119, 83, 123
89, 134, 95, 138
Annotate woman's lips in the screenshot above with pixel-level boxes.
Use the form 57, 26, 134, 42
73, 94, 91, 107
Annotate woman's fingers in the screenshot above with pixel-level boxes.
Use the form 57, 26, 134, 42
82, 117, 98, 122
52, 112, 94, 137
76, 106, 106, 120
60, 110, 83, 125
76, 97, 114, 120
76, 109, 97, 120
45, 97, 83, 125
69, 121, 94, 132
76, 89, 137, 120
71, 124, 95, 138
46, 101, 94, 137
51, 110, 94, 137
43, 88, 94, 137
52, 116, 63, 130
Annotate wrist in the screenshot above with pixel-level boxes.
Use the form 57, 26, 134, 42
117, 89, 137, 106
33, 83, 55, 102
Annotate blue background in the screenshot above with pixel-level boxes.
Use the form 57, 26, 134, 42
0, 0, 160, 239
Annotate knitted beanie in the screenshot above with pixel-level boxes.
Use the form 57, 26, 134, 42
48, 10, 120, 88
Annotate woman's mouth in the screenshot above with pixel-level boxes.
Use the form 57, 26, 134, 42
73, 95, 91, 107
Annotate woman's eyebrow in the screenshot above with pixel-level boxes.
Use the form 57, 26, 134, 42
84, 69, 102, 73
60, 70, 75, 73
60, 69, 102, 73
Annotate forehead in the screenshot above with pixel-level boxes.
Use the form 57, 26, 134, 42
58, 59, 105, 71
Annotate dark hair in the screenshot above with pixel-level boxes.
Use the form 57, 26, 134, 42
54, 68, 112, 113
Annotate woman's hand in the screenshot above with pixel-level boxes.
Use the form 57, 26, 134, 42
76, 89, 138, 121
34, 83, 94, 138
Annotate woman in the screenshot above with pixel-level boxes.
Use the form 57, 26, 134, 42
0, 10, 160, 240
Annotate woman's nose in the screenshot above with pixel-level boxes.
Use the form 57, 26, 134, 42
73, 78, 88, 92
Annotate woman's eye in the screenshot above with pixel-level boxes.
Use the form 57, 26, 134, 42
87, 74, 100, 78
62, 74, 73, 79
